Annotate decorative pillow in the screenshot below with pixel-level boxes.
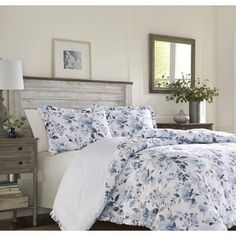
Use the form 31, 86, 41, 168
38, 104, 77, 129
92, 104, 157, 137
93, 104, 157, 129
38, 104, 112, 155
107, 109, 153, 137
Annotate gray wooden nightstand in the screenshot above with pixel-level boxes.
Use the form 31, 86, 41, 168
157, 123, 213, 130
0, 138, 38, 226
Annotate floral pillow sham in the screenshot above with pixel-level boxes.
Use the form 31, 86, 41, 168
38, 104, 79, 129
108, 109, 154, 137
93, 104, 156, 137
38, 104, 112, 155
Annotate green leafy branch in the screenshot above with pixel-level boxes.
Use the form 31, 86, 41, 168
166, 77, 219, 103
2, 112, 26, 130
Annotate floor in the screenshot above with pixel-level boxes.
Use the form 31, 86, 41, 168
0, 214, 58, 231
0, 213, 149, 230
0, 214, 235, 231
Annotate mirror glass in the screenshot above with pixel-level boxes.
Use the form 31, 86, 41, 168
149, 34, 195, 93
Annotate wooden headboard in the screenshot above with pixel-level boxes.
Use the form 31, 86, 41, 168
8, 76, 133, 135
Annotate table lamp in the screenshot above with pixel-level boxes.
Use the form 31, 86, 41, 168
0, 59, 24, 137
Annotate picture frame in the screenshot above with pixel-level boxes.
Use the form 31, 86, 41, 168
52, 38, 92, 79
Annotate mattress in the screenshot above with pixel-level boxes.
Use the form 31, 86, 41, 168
19, 150, 79, 209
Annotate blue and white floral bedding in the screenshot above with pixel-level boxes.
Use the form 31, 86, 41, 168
38, 104, 112, 155
51, 129, 236, 230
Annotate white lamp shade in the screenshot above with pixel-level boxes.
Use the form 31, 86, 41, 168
0, 59, 24, 90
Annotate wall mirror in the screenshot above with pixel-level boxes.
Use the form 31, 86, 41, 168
149, 34, 195, 93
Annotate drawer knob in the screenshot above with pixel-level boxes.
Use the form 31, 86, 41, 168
18, 147, 23, 150
18, 161, 23, 165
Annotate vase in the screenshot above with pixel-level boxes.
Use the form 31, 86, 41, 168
189, 101, 201, 123
173, 109, 190, 124
8, 128, 17, 138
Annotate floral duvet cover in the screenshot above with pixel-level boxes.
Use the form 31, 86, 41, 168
99, 129, 236, 230
51, 129, 236, 230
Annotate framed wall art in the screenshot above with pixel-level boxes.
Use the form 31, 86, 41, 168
52, 38, 91, 79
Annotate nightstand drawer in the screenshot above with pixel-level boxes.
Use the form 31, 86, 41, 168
0, 158, 34, 174
0, 144, 33, 155
0, 150, 33, 159
0, 139, 36, 173
0, 196, 28, 211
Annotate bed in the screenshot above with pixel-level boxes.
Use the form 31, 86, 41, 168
10, 76, 236, 230
10, 76, 132, 209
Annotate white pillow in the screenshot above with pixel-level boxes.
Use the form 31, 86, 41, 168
24, 109, 48, 152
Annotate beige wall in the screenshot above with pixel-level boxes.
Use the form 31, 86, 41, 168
216, 7, 236, 132
0, 6, 217, 124
127, 6, 217, 123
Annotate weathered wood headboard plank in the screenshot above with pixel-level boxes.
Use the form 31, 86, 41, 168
24, 79, 127, 92
23, 76, 133, 85
8, 76, 133, 135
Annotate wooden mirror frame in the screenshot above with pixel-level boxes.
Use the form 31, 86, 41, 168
149, 34, 195, 93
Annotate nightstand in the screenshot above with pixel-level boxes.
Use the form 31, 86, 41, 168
0, 138, 38, 226
157, 123, 213, 130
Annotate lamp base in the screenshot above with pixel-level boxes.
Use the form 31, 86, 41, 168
0, 90, 7, 138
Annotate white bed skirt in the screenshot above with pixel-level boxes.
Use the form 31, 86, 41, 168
19, 150, 78, 209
